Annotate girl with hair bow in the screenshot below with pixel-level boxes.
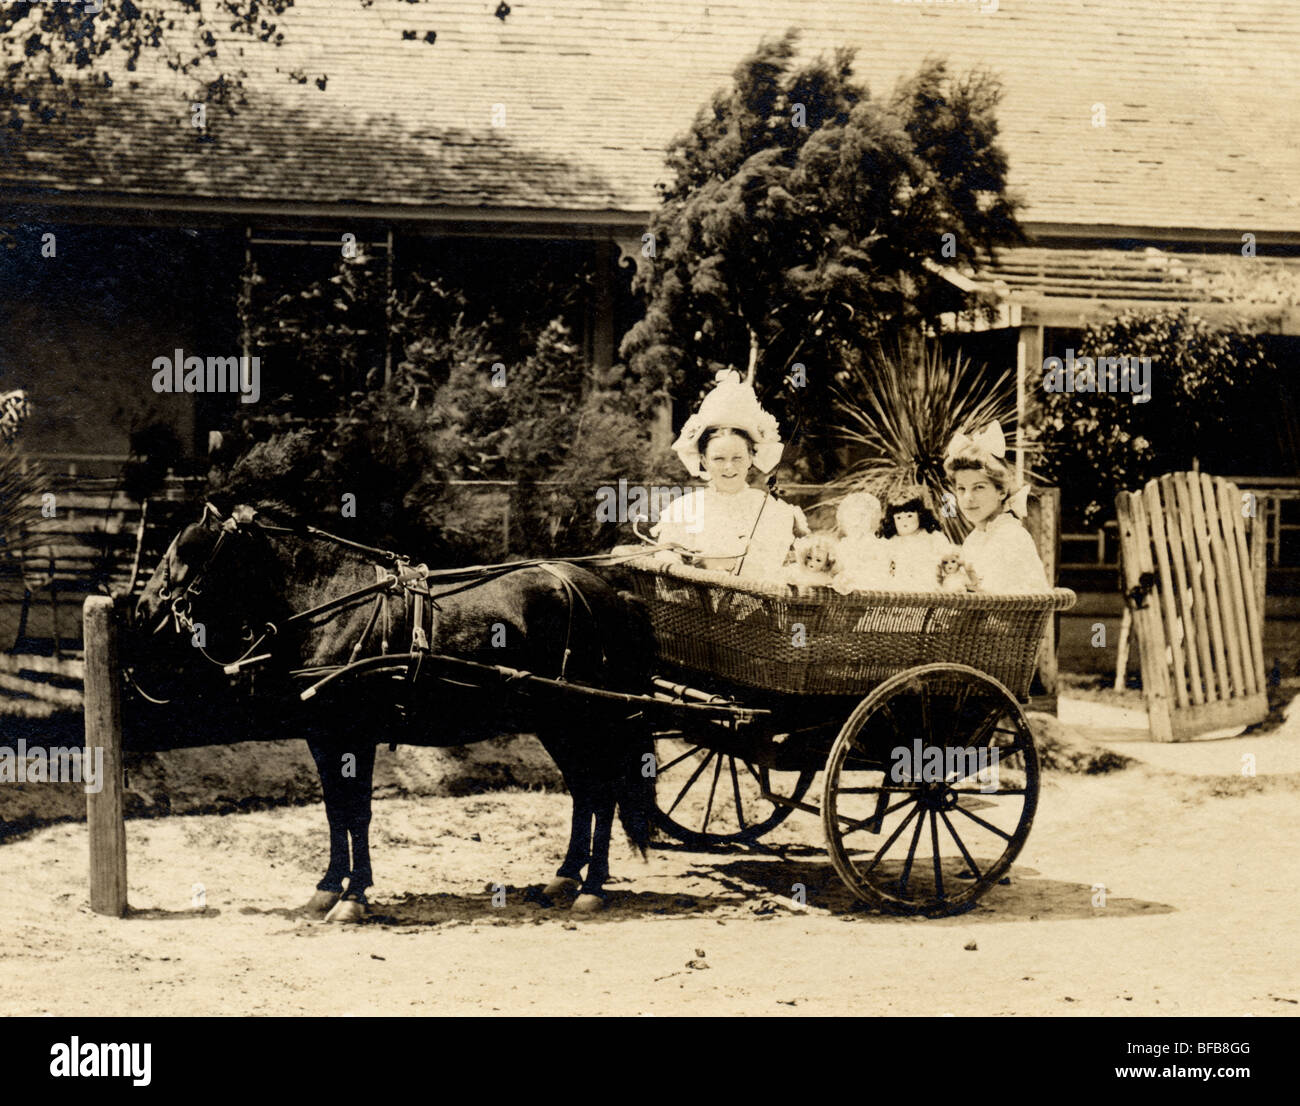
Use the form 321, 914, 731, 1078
943, 421, 1049, 593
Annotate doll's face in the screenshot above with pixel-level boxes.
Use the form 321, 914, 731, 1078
839, 501, 880, 538
807, 546, 831, 572
953, 469, 1006, 527
893, 511, 920, 537
701, 432, 753, 495
940, 555, 961, 575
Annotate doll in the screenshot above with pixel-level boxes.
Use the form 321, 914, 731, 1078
937, 551, 980, 593
830, 491, 892, 593
881, 493, 954, 591
786, 532, 838, 588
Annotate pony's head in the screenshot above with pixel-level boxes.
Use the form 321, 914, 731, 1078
132, 501, 286, 676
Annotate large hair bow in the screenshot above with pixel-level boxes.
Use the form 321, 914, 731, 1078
946, 419, 1032, 519
946, 420, 1007, 463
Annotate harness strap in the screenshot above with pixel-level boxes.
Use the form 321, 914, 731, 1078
536, 561, 607, 678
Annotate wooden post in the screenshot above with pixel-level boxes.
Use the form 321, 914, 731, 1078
1014, 323, 1041, 486
1114, 606, 1132, 690
83, 595, 127, 917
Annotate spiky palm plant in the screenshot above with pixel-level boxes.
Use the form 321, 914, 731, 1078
830, 342, 1024, 542
0, 392, 45, 581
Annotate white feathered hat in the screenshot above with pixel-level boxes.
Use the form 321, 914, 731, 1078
671, 370, 784, 478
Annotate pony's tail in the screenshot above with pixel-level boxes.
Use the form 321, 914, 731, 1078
616, 723, 655, 856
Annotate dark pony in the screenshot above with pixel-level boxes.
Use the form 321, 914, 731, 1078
130, 501, 654, 918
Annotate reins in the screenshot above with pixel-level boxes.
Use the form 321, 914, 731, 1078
140, 507, 654, 707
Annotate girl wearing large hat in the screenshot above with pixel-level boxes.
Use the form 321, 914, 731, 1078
651, 371, 808, 579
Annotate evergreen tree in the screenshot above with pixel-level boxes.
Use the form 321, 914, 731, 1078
621, 30, 1022, 478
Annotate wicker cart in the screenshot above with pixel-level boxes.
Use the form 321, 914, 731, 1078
620, 559, 1077, 916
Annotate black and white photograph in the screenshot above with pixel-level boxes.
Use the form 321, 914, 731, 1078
1, 0, 1296, 1053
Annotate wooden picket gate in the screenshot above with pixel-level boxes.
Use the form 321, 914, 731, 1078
1115, 472, 1267, 742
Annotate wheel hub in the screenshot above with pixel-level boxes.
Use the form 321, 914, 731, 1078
918, 782, 959, 811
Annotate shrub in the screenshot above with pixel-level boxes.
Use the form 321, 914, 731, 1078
1031, 308, 1278, 527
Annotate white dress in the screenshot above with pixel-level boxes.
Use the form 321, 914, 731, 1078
961, 513, 1049, 592
832, 536, 893, 592
884, 531, 955, 591
651, 486, 808, 581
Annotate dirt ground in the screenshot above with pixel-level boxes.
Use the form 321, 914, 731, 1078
3, 708, 1299, 1017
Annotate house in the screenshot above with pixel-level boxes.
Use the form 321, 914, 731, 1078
2, 0, 1298, 658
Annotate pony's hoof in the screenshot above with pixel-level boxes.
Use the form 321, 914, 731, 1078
543, 877, 581, 902
303, 890, 341, 919
324, 898, 368, 924
571, 893, 608, 915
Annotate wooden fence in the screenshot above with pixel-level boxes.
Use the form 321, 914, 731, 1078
1115, 472, 1267, 742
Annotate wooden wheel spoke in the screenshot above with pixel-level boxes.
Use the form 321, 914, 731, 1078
837, 790, 915, 836
965, 703, 1004, 750
658, 744, 704, 775
951, 801, 1014, 841
837, 785, 921, 794
728, 757, 747, 831
930, 810, 945, 903
918, 683, 933, 755
897, 806, 927, 894
939, 808, 981, 881
876, 699, 908, 749
948, 683, 971, 748
666, 750, 714, 816
862, 803, 921, 875
700, 753, 724, 834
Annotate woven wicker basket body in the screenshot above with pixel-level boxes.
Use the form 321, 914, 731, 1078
623, 560, 1077, 700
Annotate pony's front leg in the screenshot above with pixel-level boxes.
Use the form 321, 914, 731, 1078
304, 737, 351, 918
325, 740, 376, 924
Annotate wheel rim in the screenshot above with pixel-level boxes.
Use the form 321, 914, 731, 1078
651, 735, 815, 846
822, 664, 1039, 915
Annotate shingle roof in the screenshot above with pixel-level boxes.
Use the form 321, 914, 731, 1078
3, 0, 1298, 232
982, 248, 1300, 304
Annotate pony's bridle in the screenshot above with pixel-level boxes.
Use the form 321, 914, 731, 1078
155, 502, 255, 638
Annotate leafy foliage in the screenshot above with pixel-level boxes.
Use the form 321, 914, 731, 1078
1031, 308, 1280, 527
621, 29, 1022, 476
831, 341, 1019, 541
225, 257, 670, 561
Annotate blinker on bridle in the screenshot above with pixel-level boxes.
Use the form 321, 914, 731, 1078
157, 502, 262, 639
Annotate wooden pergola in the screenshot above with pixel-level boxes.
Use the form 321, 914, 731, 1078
938, 246, 1300, 480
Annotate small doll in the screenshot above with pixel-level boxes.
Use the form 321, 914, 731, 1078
882, 493, 954, 591
937, 551, 980, 593
831, 491, 892, 593
786, 533, 838, 588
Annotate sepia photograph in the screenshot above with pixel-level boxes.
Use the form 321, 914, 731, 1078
0, 0, 1296, 1058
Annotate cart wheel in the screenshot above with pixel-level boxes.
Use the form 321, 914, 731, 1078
650, 736, 815, 847
822, 664, 1038, 916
